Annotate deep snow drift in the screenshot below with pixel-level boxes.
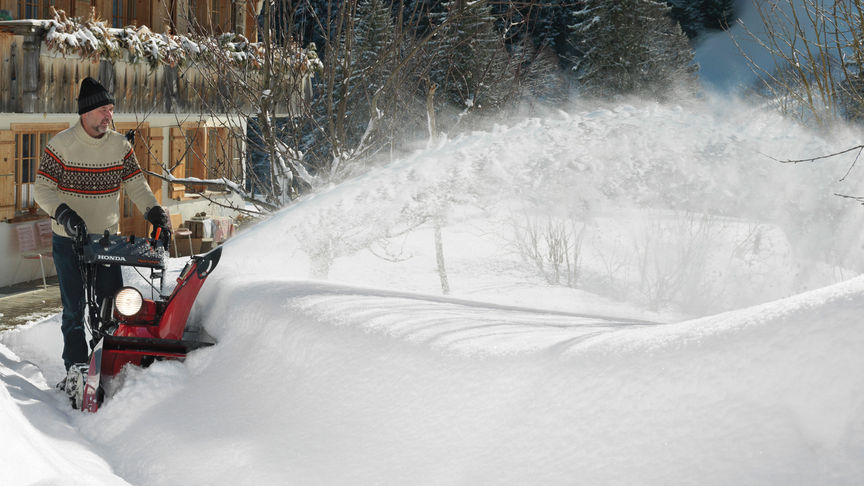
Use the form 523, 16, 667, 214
2, 98, 864, 485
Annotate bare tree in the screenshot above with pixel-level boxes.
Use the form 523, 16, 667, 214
179, 1, 571, 216
181, 2, 321, 210
512, 214, 588, 288
739, 0, 864, 124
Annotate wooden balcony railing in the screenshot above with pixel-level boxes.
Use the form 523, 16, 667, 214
0, 19, 290, 115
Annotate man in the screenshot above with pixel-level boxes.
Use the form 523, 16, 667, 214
33, 77, 171, 389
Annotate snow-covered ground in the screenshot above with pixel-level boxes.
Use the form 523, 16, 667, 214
3, 96, 864, 485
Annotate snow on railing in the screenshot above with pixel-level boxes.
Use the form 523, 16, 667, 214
39, 7, 321, 73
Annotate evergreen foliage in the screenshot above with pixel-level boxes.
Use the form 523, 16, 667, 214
667, 0, 738, 38
291, 0, 335, 48
308, 0, 398, 166
511, 39, 569, 102
571, 0, 698, 98
346, 0, 398, 144
401, 0, 447, 35
353, 0, 396, 89
666, 0, 704, 38
699, 0, 736, 31
428, 1, 515, 114
511, 2, 582, 68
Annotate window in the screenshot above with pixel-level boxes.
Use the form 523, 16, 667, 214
0, 125, 67, 221
15, 129, 61, 212
18, 0, 49, 19
112, 0, 136, 28
17, 1, 72, 20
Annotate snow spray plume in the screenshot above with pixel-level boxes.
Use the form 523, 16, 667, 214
222, 95, 864, 315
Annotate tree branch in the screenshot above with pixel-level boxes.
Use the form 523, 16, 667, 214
142, 169, 277, 214
769, 144, 864, 164
834, 192, 864, 204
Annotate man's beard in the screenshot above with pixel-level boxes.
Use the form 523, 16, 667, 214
92, 121, 108, 134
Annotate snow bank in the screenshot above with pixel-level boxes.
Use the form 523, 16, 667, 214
0, 337, 129, 486
6, 273, 861, 485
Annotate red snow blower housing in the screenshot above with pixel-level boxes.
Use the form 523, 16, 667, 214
71, 226, 221, 412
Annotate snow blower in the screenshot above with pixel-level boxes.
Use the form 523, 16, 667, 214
68, 225, 221, 412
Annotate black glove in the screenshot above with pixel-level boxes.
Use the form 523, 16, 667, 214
55, 203, 85, 237
145, 206, 171, 247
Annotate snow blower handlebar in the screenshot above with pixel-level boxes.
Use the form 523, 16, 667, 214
71, 224, 169, 342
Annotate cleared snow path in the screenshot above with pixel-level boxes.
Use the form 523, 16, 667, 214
0, 343, 130, 485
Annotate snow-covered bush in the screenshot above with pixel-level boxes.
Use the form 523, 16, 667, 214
512, 214, 587, 288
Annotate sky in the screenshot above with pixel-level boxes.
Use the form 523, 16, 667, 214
695, 0, 848, 94
694, 0, 765, 92
3, 2, 864, 484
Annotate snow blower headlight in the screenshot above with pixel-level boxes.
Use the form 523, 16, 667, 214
115, 287, 143, 317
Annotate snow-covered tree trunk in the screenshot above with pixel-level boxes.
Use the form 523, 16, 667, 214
434, 217, 450, 295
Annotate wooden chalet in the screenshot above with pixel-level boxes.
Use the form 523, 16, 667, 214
0, 0, 304, 287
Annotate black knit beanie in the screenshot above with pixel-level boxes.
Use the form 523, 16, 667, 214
77, 77, 115, 115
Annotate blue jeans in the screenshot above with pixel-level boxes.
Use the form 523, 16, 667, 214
52, 234, 123, 370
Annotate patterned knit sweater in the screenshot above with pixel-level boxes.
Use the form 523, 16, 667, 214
33, 120, 158, 238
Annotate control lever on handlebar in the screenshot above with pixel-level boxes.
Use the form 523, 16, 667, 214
152, 227, 161, 250
151, 226, 171, 251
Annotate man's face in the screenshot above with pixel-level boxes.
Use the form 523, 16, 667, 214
81, 104, 114, 137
